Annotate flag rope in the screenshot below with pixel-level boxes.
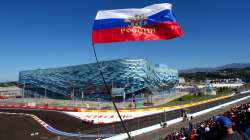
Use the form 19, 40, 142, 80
91, 43, 132, 139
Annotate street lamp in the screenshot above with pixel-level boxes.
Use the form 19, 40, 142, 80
44, 86, 47, 99
22, 82, 26, 98
72, 86, 75, 100
81, 90, 84, 100
70, 82, 77, 106
41, 86, 47, 99
18, 82, 26, 98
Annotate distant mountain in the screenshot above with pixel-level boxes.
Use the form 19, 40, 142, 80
180, 63, 250, 73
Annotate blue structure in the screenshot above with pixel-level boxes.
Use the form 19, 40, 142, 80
19, 58, 178, 100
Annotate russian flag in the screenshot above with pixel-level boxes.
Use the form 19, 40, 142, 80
92, 3, 184, 44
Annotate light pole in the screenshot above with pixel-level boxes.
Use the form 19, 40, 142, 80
41, 86, 47, 99
97, 98, 101, 140
164, 109, 166, 122
70, 83, 75, 106
124, 84, 128, 103
44, 86, 47, 99
72, 86, 75, 100
81, 90, 84, 100
22, 83, 26, 98
123, 91, 126, 103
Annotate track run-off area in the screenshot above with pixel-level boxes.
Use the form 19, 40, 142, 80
0, 91, 249, 139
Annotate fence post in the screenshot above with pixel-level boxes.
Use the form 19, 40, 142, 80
138, 118, 140, 129
112, 124, 115, 134
164, 109, 166, 122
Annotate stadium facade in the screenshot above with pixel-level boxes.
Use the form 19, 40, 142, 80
19, 58, 178, 100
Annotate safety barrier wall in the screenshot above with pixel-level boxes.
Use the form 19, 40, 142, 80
0, 91, 248, 116
0, 95, 229, 113
0, 104, 79, 111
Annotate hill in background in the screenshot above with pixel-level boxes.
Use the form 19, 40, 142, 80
180, 63, 250, 73
180, 66, 250, 83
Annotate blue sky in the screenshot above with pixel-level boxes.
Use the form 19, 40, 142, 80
0, 0, 250, 82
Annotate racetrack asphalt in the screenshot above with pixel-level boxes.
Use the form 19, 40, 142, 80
0, 113, 56, 140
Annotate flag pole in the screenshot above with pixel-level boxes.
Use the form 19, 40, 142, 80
91, 43, 132, 139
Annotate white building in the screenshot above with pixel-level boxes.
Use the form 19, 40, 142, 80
0, 86, 22, 98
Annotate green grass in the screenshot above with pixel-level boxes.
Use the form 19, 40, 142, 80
171, 94, 195, 102
156, 91, 232, 107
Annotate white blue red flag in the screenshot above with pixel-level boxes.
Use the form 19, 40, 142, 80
92, 3, 184, 44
